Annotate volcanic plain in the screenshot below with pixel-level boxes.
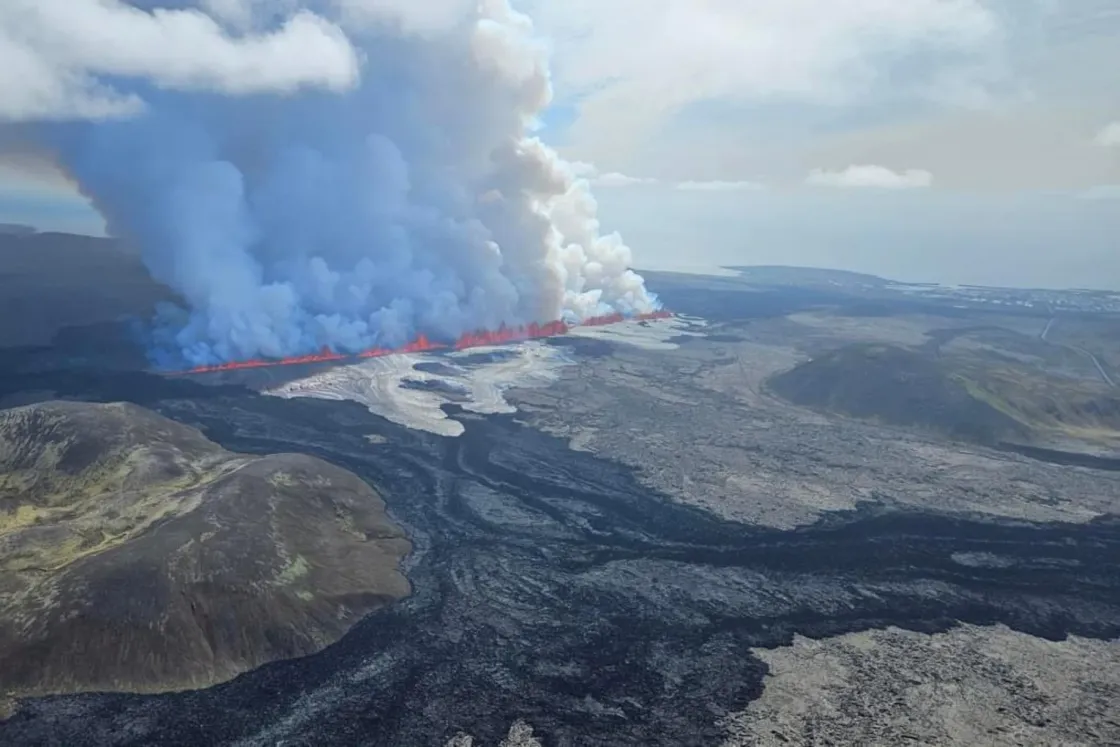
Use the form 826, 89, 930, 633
0, 236, 1118, 746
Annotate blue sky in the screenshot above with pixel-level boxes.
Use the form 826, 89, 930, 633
2, 0, 1118, 289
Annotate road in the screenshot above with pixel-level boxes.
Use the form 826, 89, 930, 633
1041, 316, 1116, 388
1083, 348, 1117, 388
1040, 316, 1055, 341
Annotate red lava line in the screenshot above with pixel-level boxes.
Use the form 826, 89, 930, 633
163, 311, 672, 376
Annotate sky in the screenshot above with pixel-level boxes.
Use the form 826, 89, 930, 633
1, 0, 1118, 290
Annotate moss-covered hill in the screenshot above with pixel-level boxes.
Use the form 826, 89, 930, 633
0, 401, 410, 713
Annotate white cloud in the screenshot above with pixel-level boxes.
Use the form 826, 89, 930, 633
676, 180, 763, 191
1094, 121, 1120, 147
0, 1, 359, 122
806, 164, 933, 189
566, 162, 764, 190
198, 0, 257, 27
335, 0, 475, 34
593, 171, 657, 187
800, 103, 1120, 192
530, 0, 1002, 161
564, 161, 656, 186
566, 161, 598, 178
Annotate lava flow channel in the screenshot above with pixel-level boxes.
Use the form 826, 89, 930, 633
165, 311, 672, 375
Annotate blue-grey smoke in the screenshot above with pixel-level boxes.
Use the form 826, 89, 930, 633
10, 1, 657, 364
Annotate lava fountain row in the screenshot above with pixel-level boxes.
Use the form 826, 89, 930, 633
167, 311, 673, 375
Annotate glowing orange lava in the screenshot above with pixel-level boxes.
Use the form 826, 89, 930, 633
167, 310, 672, 375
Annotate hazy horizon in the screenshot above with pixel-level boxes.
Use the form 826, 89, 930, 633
1, 1, 1118, 293
3, 216, 1116, 294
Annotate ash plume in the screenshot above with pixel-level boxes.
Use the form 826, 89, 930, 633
0, 0, 657, 364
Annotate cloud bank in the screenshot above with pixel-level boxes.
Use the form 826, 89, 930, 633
569, 162, 762, 191
1, 0, 656, 364
1095, 122, 1120, 147
0, 0, 360, 121
530, 0, 1003, 164
594, 172, 657, 187
806, 165, 933, 189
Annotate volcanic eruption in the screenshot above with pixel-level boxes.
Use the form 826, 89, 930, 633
172, 311, 672, 375
1, 0, 659, 366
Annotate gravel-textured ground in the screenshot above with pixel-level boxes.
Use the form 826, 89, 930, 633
0, 363, 1117, 745
2, 277, 1119, 745
723, 624, 1120, 746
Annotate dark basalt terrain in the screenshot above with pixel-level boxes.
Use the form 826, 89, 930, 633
400, 377, 472, 400
0, 249, 1118, 745
0, 364, 1117, 745
0, 400, 410, 714
768, 343, 1029, 444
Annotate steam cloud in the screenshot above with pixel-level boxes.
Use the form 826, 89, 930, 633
2, 0, 657, 364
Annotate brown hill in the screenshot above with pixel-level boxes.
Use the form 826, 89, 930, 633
768, 344, 1029, 444
0, 401, 409, 713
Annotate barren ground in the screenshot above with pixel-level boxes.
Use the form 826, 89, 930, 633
722, 624, 1120, 746
508, 313, 1120, 529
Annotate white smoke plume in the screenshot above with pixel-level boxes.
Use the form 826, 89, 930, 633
0, 0, 657, 364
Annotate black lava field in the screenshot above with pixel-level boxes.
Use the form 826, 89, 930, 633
1, 363, 1118, 746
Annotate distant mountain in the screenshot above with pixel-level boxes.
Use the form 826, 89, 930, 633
725, 265, 894, 288
0, 401, 410, 714
0, 231, 173, 348
768, 344, 1029, 444
0, 224, 35, 236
